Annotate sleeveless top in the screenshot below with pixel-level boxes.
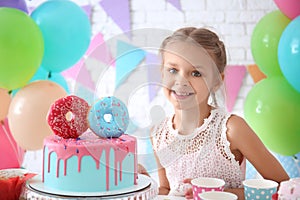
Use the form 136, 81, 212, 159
151, 108, 245, 196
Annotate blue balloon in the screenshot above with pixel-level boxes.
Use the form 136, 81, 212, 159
31, 0, 91, 72
278, 16, 300, 92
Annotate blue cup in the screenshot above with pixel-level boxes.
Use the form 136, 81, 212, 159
243, 179, 278, 200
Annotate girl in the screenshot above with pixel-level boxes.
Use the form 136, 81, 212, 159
150, 27, 289, 199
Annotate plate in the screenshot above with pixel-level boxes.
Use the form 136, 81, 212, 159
28, 174, 151, 197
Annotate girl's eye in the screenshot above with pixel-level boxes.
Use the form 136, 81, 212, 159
168, 68, 177, 74
192, 71, 202, 77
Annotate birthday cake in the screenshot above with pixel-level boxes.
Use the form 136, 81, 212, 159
42, 132, 137, 192
42, 95, 138, 193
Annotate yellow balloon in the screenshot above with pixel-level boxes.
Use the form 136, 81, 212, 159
0, 88, 11, 121
7, 81, 67, 150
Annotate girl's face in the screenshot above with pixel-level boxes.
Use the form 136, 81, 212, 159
161, 42, 220, 111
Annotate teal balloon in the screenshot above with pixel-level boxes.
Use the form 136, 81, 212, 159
31, 0, 91, 72
12, 67, 70, 95
49, 72, 70, 94
278, 16, 300, 93
244, 77, 300, 156
251, 10, 290, 77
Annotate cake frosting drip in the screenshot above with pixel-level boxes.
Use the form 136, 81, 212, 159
42, 132, 137, 191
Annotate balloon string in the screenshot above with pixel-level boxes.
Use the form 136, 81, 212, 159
48, 71, 52, 79
1, 120, 23, 167
292, 155, 300, 176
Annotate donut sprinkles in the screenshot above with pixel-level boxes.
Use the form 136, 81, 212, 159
88, 96, 129, 138
47, 95, 90, 139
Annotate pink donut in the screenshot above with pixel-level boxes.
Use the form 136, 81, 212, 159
47, 95, 90, 139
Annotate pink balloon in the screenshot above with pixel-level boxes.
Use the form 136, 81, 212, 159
0, 118, 25, 169
274, 0, 300, 19
0, 88, 11, 121
7, 80, 67, 150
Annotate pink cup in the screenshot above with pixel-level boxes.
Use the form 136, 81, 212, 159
191, 177, 225, 200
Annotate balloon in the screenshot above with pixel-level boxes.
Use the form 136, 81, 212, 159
31, 0, 91, 72
12, 67, 70, 96
251, 10, 290, 77
244, 77, 300, 155
31, 67, 70, 93
0, 0, 28, 13
0, 8, 44, 90
278, 16, 300, 93
0, 88, 11, 121
274, 0, 300, 19
0, 118, 25, 169
7, 81, 67, 150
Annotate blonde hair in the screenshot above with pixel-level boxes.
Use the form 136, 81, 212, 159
160, 27, 227, 73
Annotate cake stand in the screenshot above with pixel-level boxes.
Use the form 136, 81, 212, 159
20, 174, 158, 200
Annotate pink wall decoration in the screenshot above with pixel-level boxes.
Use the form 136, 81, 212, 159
224, 65, 247, 112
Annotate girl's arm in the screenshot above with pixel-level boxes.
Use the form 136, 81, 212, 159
150, 132, 171, 195
227, 115, 289, 183
153, 150, 171, 195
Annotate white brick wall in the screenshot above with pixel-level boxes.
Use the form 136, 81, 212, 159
89, 0, 277, 114
22, 0, 278, 173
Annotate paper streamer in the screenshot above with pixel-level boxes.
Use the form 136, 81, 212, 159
0, 119, 24, 169
224, 65, 247, 112
100, 0, 131, 36
115, 40, 146, 88
166, 0, 182, 11
247, 64, 267, 83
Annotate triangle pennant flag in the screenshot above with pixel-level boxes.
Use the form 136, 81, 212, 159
81, 5, 92, 19
247, 64, 267, 84
88, 33, 114, 66
166, 0, 182, 11
115, 40, 146, 88
100, 0, 131, 36
145, 52, 162, 102
224, 65, 246, 112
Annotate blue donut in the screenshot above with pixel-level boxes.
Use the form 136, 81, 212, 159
88, 96, 129, 138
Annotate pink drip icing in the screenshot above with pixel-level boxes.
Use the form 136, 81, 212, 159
43, 133, 137, 190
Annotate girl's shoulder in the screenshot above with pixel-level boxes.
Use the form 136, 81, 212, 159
226, 114, 256, 148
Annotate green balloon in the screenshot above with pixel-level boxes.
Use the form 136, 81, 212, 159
251, 10, 290, 77
0, 8, 44, 90
244, 77, 300, 156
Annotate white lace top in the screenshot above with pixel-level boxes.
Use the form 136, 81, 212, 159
151, 108, 245, 196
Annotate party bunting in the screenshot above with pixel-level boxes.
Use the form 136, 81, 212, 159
62, 32, 114, 90
115, 40, 146, 88
224, 65, 247, 112
88, 33, 114, 66
145, 52, 162, 102
166, 0, 182, 11
100, 0, 131, 36
247, 64, 267, 83
81, 4, 92, 19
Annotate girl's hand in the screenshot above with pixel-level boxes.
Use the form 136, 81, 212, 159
183, 178, 193, 199
138, 164, 150, 177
